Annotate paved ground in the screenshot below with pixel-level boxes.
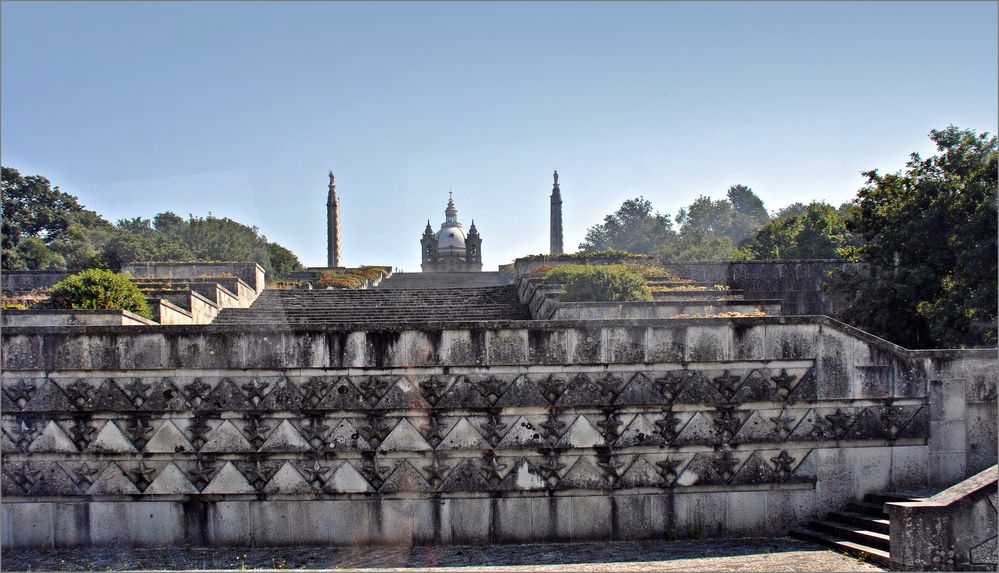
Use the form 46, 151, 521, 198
2, 537, 883, 572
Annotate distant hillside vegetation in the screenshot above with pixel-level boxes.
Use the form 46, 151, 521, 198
1, 166, 304, 279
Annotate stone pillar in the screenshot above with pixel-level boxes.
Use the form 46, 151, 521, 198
550, 170, 563, 255
327, 171, 342, 268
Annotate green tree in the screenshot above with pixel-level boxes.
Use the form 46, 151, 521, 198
656, 229, 746, 261
831, 126, 997, 348
747, 202, 853, 259
675, 185, 769, 247
544, 264, 652, 302
49, 269, 152, 318
267, 242, 304, 279
579, 197, 676, 254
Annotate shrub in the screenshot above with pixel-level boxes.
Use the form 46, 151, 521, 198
49, 269, 152, 318
544, 264, 652, 302
315, 271, 365, 289
2, 303, 29, 310
520, 250, 649, 261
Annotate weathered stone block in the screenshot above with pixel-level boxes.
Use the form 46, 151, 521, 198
206, 501, 251, 546
493, 496, 533, 542
763, 324, 817, 361
448, 498, 490, 543
726, 491, 769, 534
2, 502, 53, 548
890, 446, 928, 491
126, 501, 185, 546
571, 495, 612, 540
851, 446, 892, 499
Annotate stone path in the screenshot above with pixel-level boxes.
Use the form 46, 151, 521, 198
2, 537, 883, 572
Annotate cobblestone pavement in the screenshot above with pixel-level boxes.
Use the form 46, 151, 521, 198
2, 537, 883, 572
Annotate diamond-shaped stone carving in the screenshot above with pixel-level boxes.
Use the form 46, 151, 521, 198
438, 418, 488, 450
325, 462, 373, 493
380, 460, 432, 493
262, 462, 313, 494
22, 380, 74, 412
556, 416, 604, 448
88, 463, 140, 495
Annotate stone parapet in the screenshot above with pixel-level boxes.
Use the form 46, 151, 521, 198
886, 465, 998, 571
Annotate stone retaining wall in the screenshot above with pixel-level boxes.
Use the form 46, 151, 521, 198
1, 317, 994, 549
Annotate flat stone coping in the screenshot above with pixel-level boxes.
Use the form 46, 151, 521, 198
885, 464, 997, 515
0, 537, 884, 572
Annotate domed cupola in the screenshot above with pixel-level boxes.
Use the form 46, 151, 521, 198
420, 191, 483, 272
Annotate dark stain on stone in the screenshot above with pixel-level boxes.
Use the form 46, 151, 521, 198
469, 329, 486, 365
330, 332, 348, 368
610, 495, 619, 540
182, 500, 207, 545
424, 330, 442, 365
366, 331, 401, 368
490, 497, 500, 542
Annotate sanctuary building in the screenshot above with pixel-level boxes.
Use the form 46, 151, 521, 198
420, 193, 483, 272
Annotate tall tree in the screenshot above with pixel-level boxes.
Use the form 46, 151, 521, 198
578, 197, 676, 254
831, 126, 997, 348
747, 201, 853, 259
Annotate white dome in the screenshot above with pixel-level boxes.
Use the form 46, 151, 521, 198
436, 225, 467, 253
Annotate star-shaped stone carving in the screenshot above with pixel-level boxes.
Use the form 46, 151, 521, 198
12, 463, 41, 489
244, 461, 269, 491
540, 411, 565, 444
6, 380, 36, 407
769, 411, 796, 439
538, 452, 564, 487
597, 374, 625, 402
302, 378, 329, 406
358, 377, 389, 404
74, 462, 100, 489
300, 417, 330, 449
596, 410, 623, 441
241, 379, 270, 405
302, 456, 330, 487
653, 373, 685, 401
656, 457, 683, 486
654, 410, 681, 442
825, 409, 853, 437
188, 419, 212, 450
539, 375, 566, 404
12, 419, 37, 451
125, 418, 154, 446
68, 420, 97, 450
124, 379, 151, 408
476, 377, 505, 404
880, 409, 906, 437
597, 456, 624, 486
66, 380, 89, 407
243, 416, 271, 449
360, 457, 389, 489
426, 414, 446, 446
770, 451, 796, 480
419, 376, 447, 405
714, 371, 743, 400
357, 417, 386, 448
185, 379, 211, 406
712, 406, 742, 442
128, 461, 157, 490
770, 369, 796, 398
713, 450, 739, 480
479, 412, 507, 446
188, 460, 215, 490
479, 453, 507, 488
423, 455, 451, 490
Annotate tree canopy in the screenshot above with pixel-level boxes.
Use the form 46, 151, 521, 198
578, 197, 676, 254
1, 166, 305, 279
830, 126, 997, 348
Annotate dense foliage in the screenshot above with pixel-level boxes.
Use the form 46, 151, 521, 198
48, 269, 152, 318
830, 127, 997, 348
745, 202, 855, 259
544, 264, 652, 302
1, 167, 304, 278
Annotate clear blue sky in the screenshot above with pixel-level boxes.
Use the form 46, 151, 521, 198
3, 2, 996, 271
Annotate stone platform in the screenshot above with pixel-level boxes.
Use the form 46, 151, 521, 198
0, 537, 883, 571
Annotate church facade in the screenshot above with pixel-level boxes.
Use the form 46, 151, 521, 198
421, 194, 482, 272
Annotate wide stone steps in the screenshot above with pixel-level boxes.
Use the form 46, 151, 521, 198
789, 491, 928, 568
213, 285, 532, 325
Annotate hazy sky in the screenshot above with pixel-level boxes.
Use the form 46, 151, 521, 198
3, 2, 997, 270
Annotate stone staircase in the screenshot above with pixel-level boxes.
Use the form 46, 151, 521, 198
376, 271, 513, 289
132, 276, 257, 325
212, 285, 532, 325
790, 492, 928, 567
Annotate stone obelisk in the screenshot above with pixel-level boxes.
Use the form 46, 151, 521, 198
550, 170, 563, 255
327, 171, 342, 268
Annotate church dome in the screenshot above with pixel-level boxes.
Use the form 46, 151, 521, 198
436, 225, 467, 254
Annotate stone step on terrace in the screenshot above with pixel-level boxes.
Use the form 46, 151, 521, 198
377, 271, 513, 289
212, 285, 532, 325
789, 491, 929, 567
